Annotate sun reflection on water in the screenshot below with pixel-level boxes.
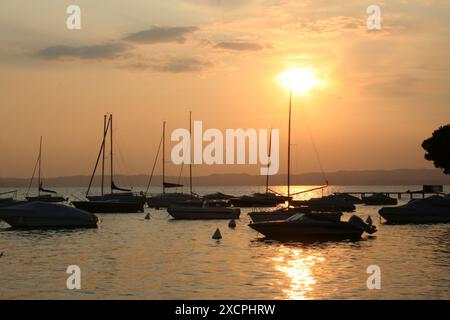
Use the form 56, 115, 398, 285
273, 246, 325, 300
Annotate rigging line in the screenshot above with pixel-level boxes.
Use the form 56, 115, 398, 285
86, 117, 111, 196
26, 149, 41, 196
114, 134, 133, 189
300, 108, 329, 185
145, 135, 163, 195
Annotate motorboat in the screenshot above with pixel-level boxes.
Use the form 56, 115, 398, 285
167, 206, 240, 220
362, 193, 398, 205
332, 193, 364, 204
291, 195, 356, 212
0, 202, 98, 229
379, 195, 450, 224
249, 207, 342, 223
72, 199, 144, 213
249, 213, 377, 241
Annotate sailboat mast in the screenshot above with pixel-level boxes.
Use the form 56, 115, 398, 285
266, 129, 272, 194
162, 121, 166, 194
38, 136, 42, 196
189, 111, 193, 196
287, 89, 292, 201
110, 114, 113, 194
101, 115, 106, 196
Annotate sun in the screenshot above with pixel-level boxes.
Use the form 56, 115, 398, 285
278, 67, 319, 94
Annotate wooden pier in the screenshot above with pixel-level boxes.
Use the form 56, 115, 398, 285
335, 185, 445, 200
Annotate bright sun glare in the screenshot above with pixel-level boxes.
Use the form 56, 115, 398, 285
278, 67, 319, 94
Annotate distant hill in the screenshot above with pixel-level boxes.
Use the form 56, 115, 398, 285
1, 169, 449, 187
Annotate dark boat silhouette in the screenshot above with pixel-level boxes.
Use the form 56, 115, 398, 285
249, 213, 376, 241
25, 137, 68, 203
167, 205, 240, 220
146, 120, 196, 208
362, 193, 398, 206
291, 195, 356, 212
379, 195, 450, 224
0, 202, 98, 229
203, 192, 235, 200
72, 114, 144, 213
249, 207, 342, 223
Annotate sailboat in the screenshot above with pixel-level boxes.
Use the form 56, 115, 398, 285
85, 115, 146, 206
146, 119, 200, 208
248, 89, 372, 239
25, 137, 68, 203
72, 115, 144, 213
230, 129, 290, 208
164, 112, 239, 220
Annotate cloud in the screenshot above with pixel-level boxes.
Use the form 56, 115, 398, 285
123, 26, 198, 44
214, 41, 264, 51
125, 56, 212, 73
37, 43, 129, 60
182, 0, 254, 9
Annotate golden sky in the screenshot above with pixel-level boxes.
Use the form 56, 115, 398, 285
0, 0, 449, 178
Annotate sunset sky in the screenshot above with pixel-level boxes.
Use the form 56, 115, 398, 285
0, 0, 449, 179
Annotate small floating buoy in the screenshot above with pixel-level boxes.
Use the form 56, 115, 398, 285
144, 213, 151, 220
228, 219, 236, 228
366, 216, 373, 225
212, 228, 222, 240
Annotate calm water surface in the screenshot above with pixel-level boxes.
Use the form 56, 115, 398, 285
1, 185, 449, 299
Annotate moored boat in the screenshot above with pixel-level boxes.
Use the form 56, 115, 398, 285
147, 192, 195, 208
379, 195, 450, 224
0, 202, 98, 229
26, 194, 68, 203
249, 207, 342, 223
72, 200, 144, 213
332, 193, 364, 204
167, 206, 240, 220
291, 195, 356, 212
72, 114, 144, 213
229, 195, 280, 207
249, 213, 376, 241
25, 137, 68, 203
362, 193, 398, 205
203, 192, 235, 200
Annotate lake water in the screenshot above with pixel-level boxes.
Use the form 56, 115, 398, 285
0, 185, 449, 300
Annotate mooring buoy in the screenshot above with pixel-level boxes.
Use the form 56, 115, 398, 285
228, 219, 236, 228
212, 228, 222, 240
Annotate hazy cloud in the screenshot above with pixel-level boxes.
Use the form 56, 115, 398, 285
123, 26, 198, 44
125, 56, 212, 73
214, 41, 264, 51
37, 43, 129, 60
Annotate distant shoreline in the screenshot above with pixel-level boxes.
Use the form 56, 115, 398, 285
1, 169, 449, 187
